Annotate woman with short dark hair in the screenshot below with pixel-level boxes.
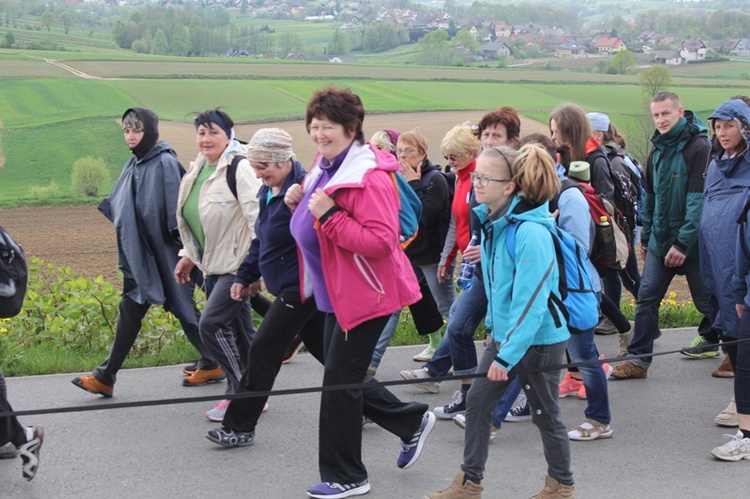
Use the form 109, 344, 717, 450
285, 86, 434, 498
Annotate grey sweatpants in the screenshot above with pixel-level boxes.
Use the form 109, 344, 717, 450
461, 339, 573, 486
200, 274, 255, 395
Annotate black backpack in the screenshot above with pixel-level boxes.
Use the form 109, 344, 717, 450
225, 154, 247, 200
589, 147, 638, 239
0, 225, 28, 318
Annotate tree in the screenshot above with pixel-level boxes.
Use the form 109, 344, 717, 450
416, 29, 450, 66
58, 12, 77, 35
170, 25, 191, 57
71, 157, 110, 198
5, 30, 14, 47
452, 28, 477, 53
154, 28, 169, 55
279, 31, 304, 56
40, 11, 55, 32
327, 28, 351, 55
606, 50, 636, 75
639, 65, 672, 99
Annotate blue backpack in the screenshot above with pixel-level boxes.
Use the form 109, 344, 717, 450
388, 171, 422, 249
506, 221, 599, 334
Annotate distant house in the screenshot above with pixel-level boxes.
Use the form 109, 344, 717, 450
469, 26, 478, 40
679, 38, 707, 61
729, 39, 750, 58
597, 37, 627, 54
490, 21, 511, 38
224, 49, 250, 57
556, 39, 587, 57
653, 50, 683, 65
483, 40, 512, 60
285, 53, 308, 61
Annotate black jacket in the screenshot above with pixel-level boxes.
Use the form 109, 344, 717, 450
405, 160, 452, 266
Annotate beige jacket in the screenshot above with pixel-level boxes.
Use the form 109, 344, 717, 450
176, 144, 260, 276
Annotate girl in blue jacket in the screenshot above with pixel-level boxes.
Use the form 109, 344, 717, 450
425, 144, 573, 499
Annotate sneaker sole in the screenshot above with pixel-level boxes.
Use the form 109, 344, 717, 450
71, 378, 113, 398
504, 415, 532, 422
412, 355, 434, 362
710, 449, 750, 462
558, 390, 581, 398
307, 483, 371, 499
433, 409, 464, 420
714, 417, 739, 427
182, 376, 226, 387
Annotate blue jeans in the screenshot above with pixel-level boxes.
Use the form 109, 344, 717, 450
629, 251, 712, 369
370, 264, 456, 369
425, 274, 485, 377
566, 328, 610, 423
491, 377, 521, 428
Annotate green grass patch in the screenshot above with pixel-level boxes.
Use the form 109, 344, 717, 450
0, 79, 136, 128
0, 118, 130, 201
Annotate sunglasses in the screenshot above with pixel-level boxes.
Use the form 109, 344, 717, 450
443, 152, 465, 162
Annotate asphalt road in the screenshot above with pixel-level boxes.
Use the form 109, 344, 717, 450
1, 327, 746, 498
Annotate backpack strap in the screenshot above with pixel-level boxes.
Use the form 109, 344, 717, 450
226, 155, 246, 200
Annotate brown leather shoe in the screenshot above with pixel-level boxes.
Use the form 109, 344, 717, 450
71, 375, 114, 398
610, 360, 647, 380
182, 366, 226, 386
711, 356, 734, 378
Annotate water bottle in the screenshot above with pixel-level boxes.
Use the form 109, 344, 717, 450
456, 232, 480, 290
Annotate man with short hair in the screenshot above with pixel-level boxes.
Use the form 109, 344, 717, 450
612, 92, 715, 379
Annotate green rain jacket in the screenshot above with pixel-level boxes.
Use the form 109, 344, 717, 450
641, 110, 711, 261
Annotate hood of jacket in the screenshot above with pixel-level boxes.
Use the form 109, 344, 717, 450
304, 141, 398, 196
123, 107, 159, 161
709, 98, 750, 173
652, 110, 708, 150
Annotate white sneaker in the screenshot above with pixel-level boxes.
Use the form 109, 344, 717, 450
711, 432, 750, 461
452, 413, 497, 441
399, 367, 440, 394
413, 346, 437, 362
714, 396, 738, 427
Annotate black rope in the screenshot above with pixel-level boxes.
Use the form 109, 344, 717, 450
1, 337, 748, 418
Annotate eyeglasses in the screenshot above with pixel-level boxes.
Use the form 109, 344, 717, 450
443, 152, 465, 162
470, 172, 512, 187
396, 147, 417, 155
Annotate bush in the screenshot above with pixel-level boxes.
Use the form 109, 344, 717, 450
28, 181, 61, 200
71, 156, 109, 197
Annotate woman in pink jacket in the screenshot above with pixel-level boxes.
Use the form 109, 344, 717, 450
286, 87, 435, 499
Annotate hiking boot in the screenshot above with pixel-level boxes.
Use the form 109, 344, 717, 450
714, 396, 738, 427
397, 411, 435, 469
617, 329, 633, 358
399, 367, 440, 394
505, 395, 531, 422
424, 471, 483, 499
594, 316, 618, 335
558, 373, 583, 398
434, 390, 467, 419
610, 360, 647, 380
711, 432, 750, 462
19, 425, 44, 481
183, 366, 226, 386
530, 475, 574, 499
680, 336, 720, 359
307, 479, 370, 498
282, 335, 304, 364
568, 418, 613, 441
205, 399, 230, 422
0, 442, 17, 459
712, 356, 734, 378
413, 345, 437, 362
206, 427, 254, 448
71, 374, 114, 398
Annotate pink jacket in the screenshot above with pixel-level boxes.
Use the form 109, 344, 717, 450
300, 141, 421, 331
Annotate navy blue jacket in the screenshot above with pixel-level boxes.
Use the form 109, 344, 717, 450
234, 161, 307, 296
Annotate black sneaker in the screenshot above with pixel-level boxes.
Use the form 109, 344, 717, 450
433, 390, 467, 419
505, 396, 532, 422
206, 427, 254, 448
680, 336, 720, 359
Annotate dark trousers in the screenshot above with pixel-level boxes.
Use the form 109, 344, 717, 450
735, 306, 750, 415
222, 294, 326, 433
319, 314, 427, 484
0, 370, 25, 447
94, 294, 206, 385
